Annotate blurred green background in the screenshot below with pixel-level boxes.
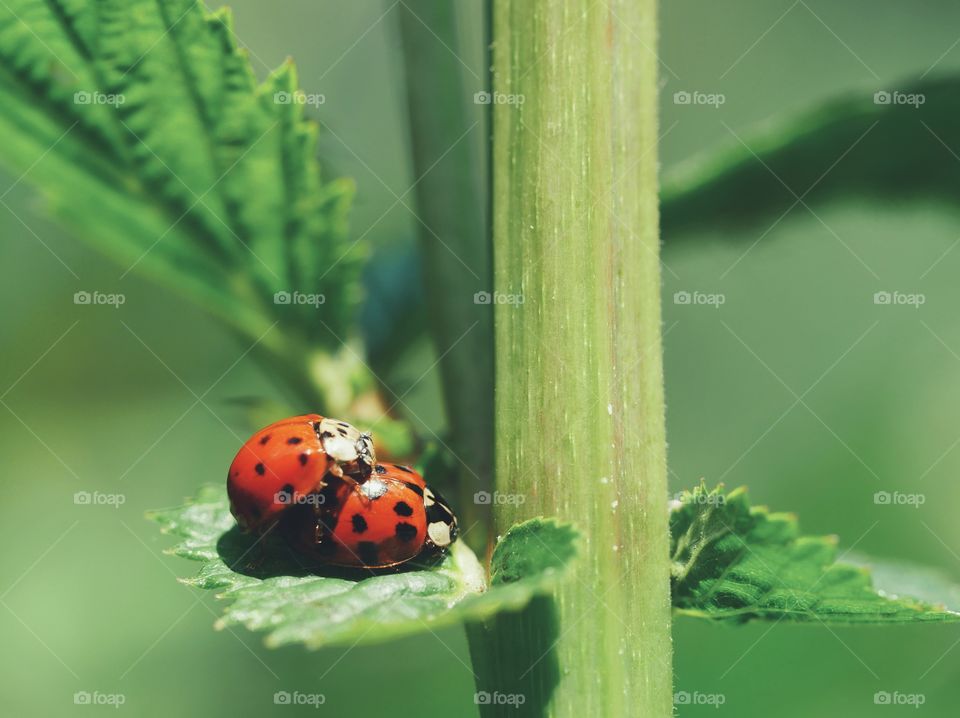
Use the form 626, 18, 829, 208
2, 0, 960, 715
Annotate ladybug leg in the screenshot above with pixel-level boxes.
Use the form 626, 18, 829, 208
242, 543, 268, 574
327, 461, 370, 487
334, 471, 373, 504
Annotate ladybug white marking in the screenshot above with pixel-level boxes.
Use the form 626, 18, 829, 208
360, 478, 388, 500
321, 433, 356, 462
427, 521, 452, 547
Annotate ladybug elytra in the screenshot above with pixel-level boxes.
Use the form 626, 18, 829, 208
226, 414, 375, 532
280, 462, 459, 568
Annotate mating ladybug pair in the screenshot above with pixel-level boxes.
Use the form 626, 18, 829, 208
226, 414, 458, 568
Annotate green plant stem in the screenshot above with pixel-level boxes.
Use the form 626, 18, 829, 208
397, 0, 494, 538
469, 1, 673, 715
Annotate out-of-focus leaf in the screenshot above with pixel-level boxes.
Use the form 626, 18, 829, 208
671, 483, 960, 623
846, 552, 960, 613
661, 77, 960, 237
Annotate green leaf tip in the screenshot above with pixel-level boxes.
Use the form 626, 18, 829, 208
147, 488, 580, 649
490, 517, 580, 586
670, 483, 960, 624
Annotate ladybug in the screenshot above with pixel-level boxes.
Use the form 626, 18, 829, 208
227, 414, 375, 532
280, 462, 459, 568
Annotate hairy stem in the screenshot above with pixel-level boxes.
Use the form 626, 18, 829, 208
470, 1, 673, 715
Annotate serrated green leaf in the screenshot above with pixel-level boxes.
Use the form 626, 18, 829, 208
670, 483, 960, 624
450, 518, 579, 622
661, 77, 960, 238
148, 487, 579, 649
0, 0, 362, 347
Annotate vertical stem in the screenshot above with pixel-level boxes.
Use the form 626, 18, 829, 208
478, 0, 673, 715
398, 1, 494, 540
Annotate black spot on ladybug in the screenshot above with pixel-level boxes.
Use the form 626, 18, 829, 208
337, 428, 348, 437
396, 465, 414, 474
278, 484, 294, 503
351, 513, 368, 534
338, 421, 349, 427
395, 522, 417, 542
374, 465, 387, 474
287, 437, 302, 445
357, 541, 379, 565
255, 463, 265, 476
299, 453, 309, 466
401, 481, 424, 497
394, 501, 413, 517
259, 435, 271, 445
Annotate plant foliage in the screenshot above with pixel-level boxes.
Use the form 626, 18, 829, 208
671, 483, 960, 623
0, 0, 361, 349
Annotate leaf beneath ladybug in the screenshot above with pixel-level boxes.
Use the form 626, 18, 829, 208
147, 486, 579, 649
670, 483, 960, 624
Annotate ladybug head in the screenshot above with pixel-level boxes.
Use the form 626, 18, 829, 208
314, 418, 377, 476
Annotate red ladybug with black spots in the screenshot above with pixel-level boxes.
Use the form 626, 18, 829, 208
226, 414, 375, 532
279, 462, 459, 569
